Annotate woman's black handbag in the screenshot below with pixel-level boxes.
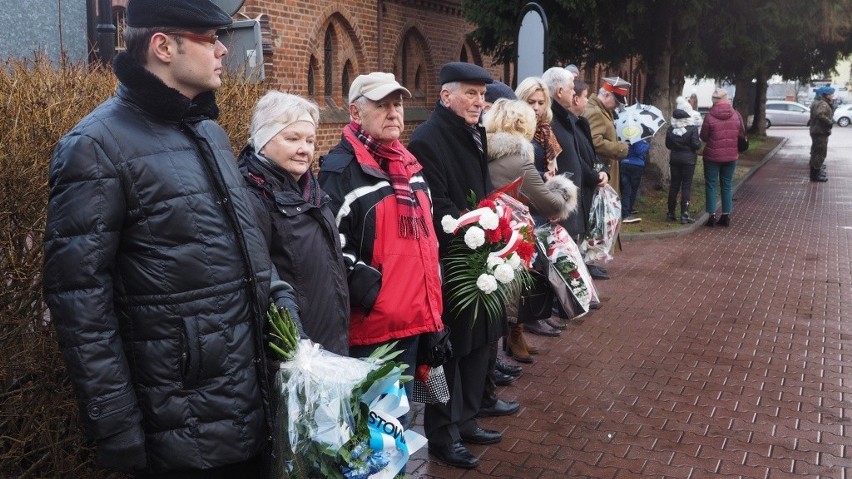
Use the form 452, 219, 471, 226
737, 113, 749, 153
517, 270, 554, 324
417, 327, 453, 367
517, 244, 555, 324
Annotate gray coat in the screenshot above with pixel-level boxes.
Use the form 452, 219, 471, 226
486, 131, 577, 221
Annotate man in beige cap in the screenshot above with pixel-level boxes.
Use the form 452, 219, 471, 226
319, 72, 445, 428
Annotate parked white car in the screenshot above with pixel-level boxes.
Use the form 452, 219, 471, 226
765, 101, 810, 128
833, 104, 852, 127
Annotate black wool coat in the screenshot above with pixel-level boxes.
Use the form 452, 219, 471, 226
550, 102, 608, 239
408, 101, 505, 355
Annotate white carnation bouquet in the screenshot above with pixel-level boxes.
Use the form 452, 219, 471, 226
440, 191, 536, 322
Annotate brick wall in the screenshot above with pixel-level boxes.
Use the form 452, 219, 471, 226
239, 0, 507, 161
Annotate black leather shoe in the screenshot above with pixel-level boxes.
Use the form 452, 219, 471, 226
544, 317, 568, 330
496, 359, 523, 377
524, 319, 561, 337
477, 399, 520, 418
585, 263, 610, 280
494, 370, 516, 386
428, 441, 479, 469
460, 426, 503, 445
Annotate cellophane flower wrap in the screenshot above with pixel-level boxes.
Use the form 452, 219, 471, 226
266, 305, 426, 479
582, 184, 622, 262
535, 223, 599, 314
441, 182, 536, 323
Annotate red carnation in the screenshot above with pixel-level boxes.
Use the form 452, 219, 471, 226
485, 227, 502, 243
498, 219, 513, 241
516, 241, 535, 262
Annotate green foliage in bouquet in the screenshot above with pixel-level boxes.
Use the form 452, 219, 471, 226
443, 237, 532, 323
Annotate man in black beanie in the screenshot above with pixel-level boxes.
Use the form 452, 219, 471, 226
43, 1, 301, 477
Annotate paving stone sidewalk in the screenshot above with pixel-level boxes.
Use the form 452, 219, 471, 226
407, 135, 852, 478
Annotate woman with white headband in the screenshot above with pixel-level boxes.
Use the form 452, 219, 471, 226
238, 91, 349, 355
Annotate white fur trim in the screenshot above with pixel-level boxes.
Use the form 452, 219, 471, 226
544, 174, 579, 220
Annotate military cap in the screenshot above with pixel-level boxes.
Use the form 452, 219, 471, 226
127, 0, 234, 29
602, 76, 631, 105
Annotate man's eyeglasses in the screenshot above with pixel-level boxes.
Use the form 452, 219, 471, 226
163, 31, 220, 45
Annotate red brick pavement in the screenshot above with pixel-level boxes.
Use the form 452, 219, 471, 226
407, 135, 852, 478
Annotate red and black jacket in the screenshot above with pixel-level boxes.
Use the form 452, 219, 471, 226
319, 134, 443, 347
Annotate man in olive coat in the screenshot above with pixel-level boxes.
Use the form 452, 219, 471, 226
808, 86, 834, 182
585, 76, 630, 195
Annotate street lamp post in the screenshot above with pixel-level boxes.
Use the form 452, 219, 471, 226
96, 0, 115, 64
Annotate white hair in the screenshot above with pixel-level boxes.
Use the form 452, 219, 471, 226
541, 67, 575, 98
249, 91, 320, 151
442, 81, 462, 92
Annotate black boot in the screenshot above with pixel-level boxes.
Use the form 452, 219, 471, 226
705, 214, 716, 227
680, 202, 694, 224
811, 168, 828, 182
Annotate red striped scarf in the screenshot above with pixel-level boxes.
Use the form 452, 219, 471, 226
346, 122, 429, 239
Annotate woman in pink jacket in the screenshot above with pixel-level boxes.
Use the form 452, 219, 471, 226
699, 88, 745, 227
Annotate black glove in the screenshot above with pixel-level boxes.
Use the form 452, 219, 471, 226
95, 427, 147, 472
348, 263, 382, 312
270, 279, 307, 339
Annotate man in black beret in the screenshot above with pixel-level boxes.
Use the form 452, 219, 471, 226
409, 62, 503, 470
44, 0, 302, 477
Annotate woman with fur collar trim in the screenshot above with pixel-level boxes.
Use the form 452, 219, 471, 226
483, 99, 578, 223
482, 98, 578, 361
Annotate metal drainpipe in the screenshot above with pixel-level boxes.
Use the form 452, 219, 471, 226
376, 0, 383, 71
96, 0, 116, 64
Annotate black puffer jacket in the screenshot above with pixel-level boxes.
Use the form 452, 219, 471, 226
44, 53, 279, 473
665, 111, 701, 165
239, 145, 350, 356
